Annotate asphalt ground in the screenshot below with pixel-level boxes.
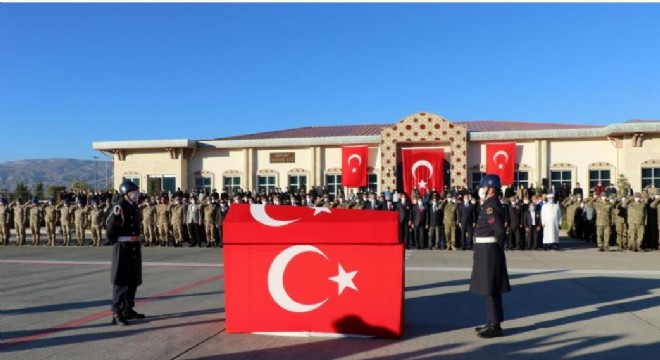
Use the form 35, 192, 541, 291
1, 232, 660, 360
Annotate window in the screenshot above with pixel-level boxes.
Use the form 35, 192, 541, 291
513, 171, 529, 190
288, 175, 307, 193
589, 169, 611, 189
471, 172, 485, 191
146, 175, 176, 196
550, 170, 572, 191
325, 174, 343, 198
122, 176, 140, 188
642, 167, 660, 188
195, 176, 212, 192
258, 175, 276, 194
224, 176, 241, 195
359, 174, 379, 194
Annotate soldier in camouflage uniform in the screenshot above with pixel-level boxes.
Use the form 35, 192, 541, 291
444, 195, 459, 250
57, 200, 74, 246
10, 198, 28, 246
562, 195, 578, 238
590, 194, 613, 252
649, 194, 660, 251
88, 199, 106, 246
170, 197, 186, 247
622, 192, 647, 252
155, 196, 171, 247
612, 195, 628, 251
202, 198, 218, 247
25, 197, 43, 246
73, 200, 89, 246
0, 198, 10, 245
43, 198, 59, 246
139, 200, 156, 246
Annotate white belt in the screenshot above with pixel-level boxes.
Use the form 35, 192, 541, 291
118, 236, 140, 242
475, 237, 497, 244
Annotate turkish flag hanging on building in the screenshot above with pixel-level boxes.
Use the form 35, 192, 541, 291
486, 143, 516, 185
341, 145, 368, 187
223, 204, 403, 338
401, 148, 444, 197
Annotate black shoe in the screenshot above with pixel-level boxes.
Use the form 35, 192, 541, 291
112, 313, 129, 326
477, 324, 503, 338
123, 308, 145, 320
474, 324, 490, 332
206, 243, 213, 248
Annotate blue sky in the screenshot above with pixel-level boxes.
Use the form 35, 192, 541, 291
1, 3, 659, 162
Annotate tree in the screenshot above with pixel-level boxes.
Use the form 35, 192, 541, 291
71, 180, 90, 192
34, 182, 45, 200
48, 185, 67, 201
616, 174, 630, 196
15, 182, 28, 201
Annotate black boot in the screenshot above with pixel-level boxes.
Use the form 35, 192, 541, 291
474, 324, 490, 332
112, 313, 129, 326
477, 324, 503, 338
123, 308, 145, 320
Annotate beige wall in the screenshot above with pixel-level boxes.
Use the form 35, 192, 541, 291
620, 134, 660, 190
114, 150, 185, 191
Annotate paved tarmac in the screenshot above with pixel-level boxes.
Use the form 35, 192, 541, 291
1, 233, 660, 360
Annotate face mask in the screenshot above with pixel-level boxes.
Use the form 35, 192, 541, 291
523, 200, 529, 204
478, 188, 487, 200
274, 201, 280, 205
635, 198, 641, 202
601, 197, 607, 202
128, 191, 140, 203
470, 200, 476, 204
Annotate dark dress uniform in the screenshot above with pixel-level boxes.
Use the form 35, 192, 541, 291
107, 196, 143, 324
469, 196, 511, 336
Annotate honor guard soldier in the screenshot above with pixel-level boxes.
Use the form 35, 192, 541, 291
26, 197, 43, 246
44, 198, 58, 246
107, 180, 145, 326
73, 200, 89, 246
88, 199, 106, 246
0, 198, 10, 245
10, 198, 28, 246
470, 174, 511, 338
57, 199, 74, 246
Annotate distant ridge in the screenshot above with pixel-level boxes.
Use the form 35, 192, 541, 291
0, 158, 114, 192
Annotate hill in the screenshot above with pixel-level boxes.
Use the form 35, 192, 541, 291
0, 158, 114, 194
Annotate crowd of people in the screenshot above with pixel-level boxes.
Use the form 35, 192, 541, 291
1, 181, 659, 251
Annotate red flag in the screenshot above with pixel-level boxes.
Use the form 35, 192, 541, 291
223, 204, 398, 244
401, 148, 444, 197
223, 204, 403, 338
486, 143, 516, 185
341, 146, 368, 187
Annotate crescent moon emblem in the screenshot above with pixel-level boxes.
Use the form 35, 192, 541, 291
250, 204, 301, 227
493, 150, 509, 164
268, 245, 329, 313
347, 154, 362, 166
411, 160, 434, 179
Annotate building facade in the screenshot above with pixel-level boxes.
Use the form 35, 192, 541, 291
93, 112, 660, 197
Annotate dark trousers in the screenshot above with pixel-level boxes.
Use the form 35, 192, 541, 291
188, 223, 201, 246
112, 284, 137, 314
398, 222, 409, 245
509, 227, 523, 249
526, 228, 541, 249
485, 294, 504, 325
414, 225, 426, 249
460, 223, 473, 249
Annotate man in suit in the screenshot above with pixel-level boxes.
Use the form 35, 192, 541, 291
458, 194, 476, 250
396, 193, 411, 247
365, 193, 381, 210
427, 194, 444, 249
507, 196, 524, 250
411, 196, 427, 249
523, 201, 542, 250
186, 197, 202, 247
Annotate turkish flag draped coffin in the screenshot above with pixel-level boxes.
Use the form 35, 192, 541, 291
401, 148, 444, 197
486, 143, 516, 185
223, 204, 404, 338
341, 145, 369, 187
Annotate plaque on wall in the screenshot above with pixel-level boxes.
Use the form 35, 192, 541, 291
270, 152, 295, 163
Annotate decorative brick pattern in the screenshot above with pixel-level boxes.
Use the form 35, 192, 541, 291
379, 112, 468, 191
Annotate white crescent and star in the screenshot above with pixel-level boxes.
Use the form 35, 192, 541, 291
347, 154, 362, 174
411, 159, 434, 189
493, 150, 509, 170
267, 245, 359, 313
250, 204, 331, 227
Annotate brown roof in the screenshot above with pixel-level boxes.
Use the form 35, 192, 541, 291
212, 120, 600, 141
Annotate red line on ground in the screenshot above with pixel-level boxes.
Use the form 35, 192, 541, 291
0, 274, 224, 351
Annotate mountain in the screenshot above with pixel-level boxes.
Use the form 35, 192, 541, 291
0, 158, 114, 193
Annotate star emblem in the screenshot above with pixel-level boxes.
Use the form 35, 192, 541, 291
351, 167, 357, 173
498, 163, 504, 170
418, 180, 427, 189
328, 263, 358, 295
313, 207, 331, 216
